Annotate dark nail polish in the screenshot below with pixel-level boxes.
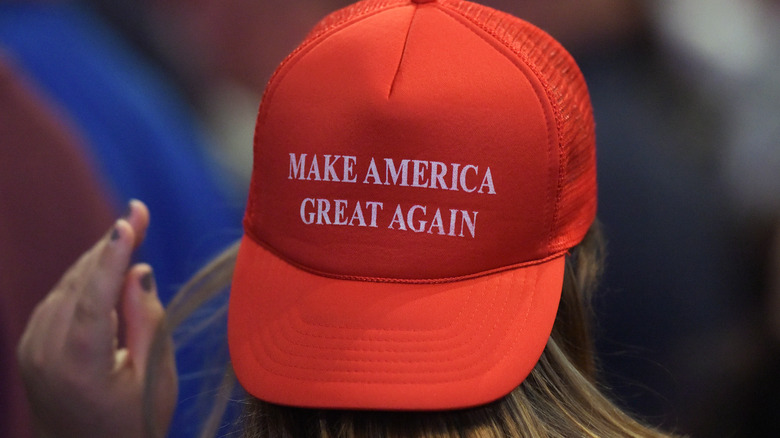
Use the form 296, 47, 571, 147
140, 271, 155, 293
110, 227, 120, 241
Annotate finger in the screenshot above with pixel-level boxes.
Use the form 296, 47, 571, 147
55, 219, 120, 300
121, 264, 167, 377
127, 263, 179, 438
73, 219, 136, 328
19, 218, 128, 369
123, 199, 150, 249
65, 221, 135, 371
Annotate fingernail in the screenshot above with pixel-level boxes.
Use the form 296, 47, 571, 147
140, 271, 155, 293
110, 227, 120, 241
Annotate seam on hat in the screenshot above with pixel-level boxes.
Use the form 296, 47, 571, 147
270, 284, 497, 358
248, 2, 411, 224
255, 277, 512, 376
388, 6, 418, 97
284, 280, 484, 338
244, 228, 566, 284
257, 2, 411, 123
286, 291, 473, 335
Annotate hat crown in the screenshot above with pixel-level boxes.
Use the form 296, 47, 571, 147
244, 0, 596, 282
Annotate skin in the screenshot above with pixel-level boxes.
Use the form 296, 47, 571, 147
16, 200, 177, 438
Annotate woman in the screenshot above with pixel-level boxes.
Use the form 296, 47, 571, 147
17, 1, 680, 436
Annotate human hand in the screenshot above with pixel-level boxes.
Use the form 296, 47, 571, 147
17, 200, 177, 438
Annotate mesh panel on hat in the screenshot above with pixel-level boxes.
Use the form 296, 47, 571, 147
444, 0, 597, 252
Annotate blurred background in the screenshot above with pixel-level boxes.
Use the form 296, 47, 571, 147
2, 0, 778, 437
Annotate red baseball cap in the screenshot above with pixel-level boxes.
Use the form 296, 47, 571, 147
229, 0, 596, 410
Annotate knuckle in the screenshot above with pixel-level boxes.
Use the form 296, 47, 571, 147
53, 273, 79, 299
74, 296, 101, 322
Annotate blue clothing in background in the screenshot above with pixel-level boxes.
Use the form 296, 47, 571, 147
0, 2, 244, 298
0, 3, 244, 437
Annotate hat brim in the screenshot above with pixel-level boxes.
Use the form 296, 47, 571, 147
228, 233, 564, 410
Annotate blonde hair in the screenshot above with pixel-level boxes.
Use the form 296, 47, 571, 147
154, 222, 680, 438
240, 339, 667, 438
